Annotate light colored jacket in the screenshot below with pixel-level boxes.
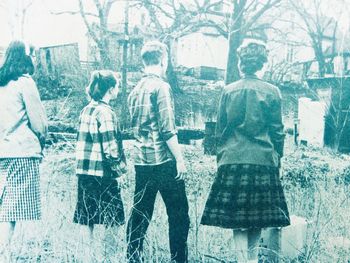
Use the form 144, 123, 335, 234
0, 75, 48, 158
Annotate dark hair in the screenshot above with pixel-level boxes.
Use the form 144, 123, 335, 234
238, 43, 268, 75
141, 41, 168, 66
142, 51, 163, 66
0, 41, 34, 87
87, 70, 119, 101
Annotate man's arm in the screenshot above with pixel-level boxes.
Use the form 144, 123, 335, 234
157, 83, 187, 179
166, 135, 186, 180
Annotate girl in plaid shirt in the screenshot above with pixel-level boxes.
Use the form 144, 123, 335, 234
73, 70, 126, 259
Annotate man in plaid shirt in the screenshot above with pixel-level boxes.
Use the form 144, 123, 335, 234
127, 41, 190, 263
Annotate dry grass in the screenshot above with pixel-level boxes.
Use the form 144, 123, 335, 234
5, 135, 350, 262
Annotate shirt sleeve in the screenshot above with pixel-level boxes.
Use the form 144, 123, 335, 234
156, 82, 177, 141
97, 109, 122, 161
215, 91, 227, 144
22, 77, 48, 145
269, 89, 285, 159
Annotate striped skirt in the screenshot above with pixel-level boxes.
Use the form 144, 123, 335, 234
201, 164, 290, 229
0, 158, 41, 222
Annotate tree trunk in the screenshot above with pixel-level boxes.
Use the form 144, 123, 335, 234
225, 0, 246, 85
99, 43, 112, 69
165, 40, 182, 94
120, 0, 129, 129
315, 51, 326, 77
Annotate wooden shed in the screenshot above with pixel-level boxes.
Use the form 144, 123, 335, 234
35, 43, 83, 100
36, 43, 81, 77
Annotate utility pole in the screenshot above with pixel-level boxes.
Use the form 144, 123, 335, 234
121, 0, 129, 129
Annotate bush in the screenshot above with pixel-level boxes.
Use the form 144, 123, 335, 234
282, 155, 330, 189
35, 74, 72, 100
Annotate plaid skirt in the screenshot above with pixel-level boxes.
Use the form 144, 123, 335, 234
0, 158, 41, 222
73, 174, 125, 226
201, 164, 290, 229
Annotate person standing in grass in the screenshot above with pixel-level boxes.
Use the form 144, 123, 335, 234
201, 39, 290, 263
127, 41, 190, 263
0, 40, 48, 261
73, 70, 126, 258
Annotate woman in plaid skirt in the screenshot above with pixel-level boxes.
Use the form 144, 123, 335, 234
0, 41, 48, 260
201, 39, 290, 262
73, 70, 126, 258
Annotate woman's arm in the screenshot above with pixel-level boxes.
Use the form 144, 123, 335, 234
215, 91, 227, 145
269, 90, 285, 160
22, 77, 48, 148
97, 109, 126, 173
97, 110, 121, 159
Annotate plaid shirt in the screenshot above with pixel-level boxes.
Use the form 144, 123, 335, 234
128, 74, 177, 165
76, 100, 125, 177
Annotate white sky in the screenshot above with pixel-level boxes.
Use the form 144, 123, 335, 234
0, 0, 128, 59
0, 0, 349, 61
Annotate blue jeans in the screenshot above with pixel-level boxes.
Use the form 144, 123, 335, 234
127, 161, 190, 263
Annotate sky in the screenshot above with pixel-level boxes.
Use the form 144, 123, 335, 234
0, 0, 349, 61
0, 0, 128, 59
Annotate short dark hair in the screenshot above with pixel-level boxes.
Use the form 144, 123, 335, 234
0, 41, 34, 87
142, 50, 163, 66
87, 70, 119, 101
141, 41, 168, 66
238, 42, 268, 75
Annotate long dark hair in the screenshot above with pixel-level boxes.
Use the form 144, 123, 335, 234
0, 41, 34, 87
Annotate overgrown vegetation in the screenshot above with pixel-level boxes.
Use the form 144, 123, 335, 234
5, 135, 350, 262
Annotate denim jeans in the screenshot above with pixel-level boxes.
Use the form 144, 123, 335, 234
127, 161, 190, 263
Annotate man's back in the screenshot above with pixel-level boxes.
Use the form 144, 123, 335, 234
128, 74, 177, 165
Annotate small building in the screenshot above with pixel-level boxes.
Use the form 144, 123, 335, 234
109, 27, 143, 71
86, 25, 143, 71
36, 43, 81, 77
175, 28, 228, 80
34, 43, 82, 100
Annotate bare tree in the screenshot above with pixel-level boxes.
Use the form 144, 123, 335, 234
134, 0, 231, 93
52, 0, 119, 69
288, 0, 339, 77
224, 0, 282, 84
3, 0, 35, 39
20, 0, 35, 39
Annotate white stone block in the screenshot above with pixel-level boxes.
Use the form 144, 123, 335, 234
298, 97, 326, 146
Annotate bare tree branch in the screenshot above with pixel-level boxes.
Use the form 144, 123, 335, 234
243, 0, 282, 33
50, 10, 99, 18
78, 0, 100, 46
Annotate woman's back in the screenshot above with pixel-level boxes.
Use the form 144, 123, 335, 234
0, 75, 46, 158
216, 75, 285, 168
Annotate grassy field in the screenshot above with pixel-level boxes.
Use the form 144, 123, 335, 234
5, 134, 350, 263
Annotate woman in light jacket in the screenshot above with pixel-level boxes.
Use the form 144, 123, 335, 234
0, 41, 47, 261
201, 39, 290, 262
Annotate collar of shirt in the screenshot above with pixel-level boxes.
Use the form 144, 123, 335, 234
143, 73, 166, 81
242, 74, 258, 79
90, 99, 112, 109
